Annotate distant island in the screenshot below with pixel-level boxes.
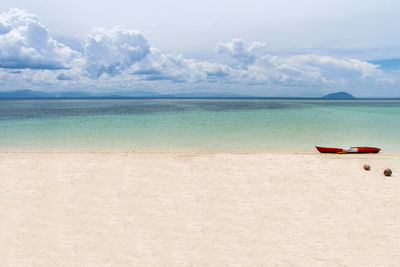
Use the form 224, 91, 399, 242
322, 92, 355, 99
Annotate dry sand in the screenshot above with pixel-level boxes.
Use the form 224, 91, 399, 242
0, 151, 399, 266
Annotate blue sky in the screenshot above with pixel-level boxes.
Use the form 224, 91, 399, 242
0, 1, 399, 96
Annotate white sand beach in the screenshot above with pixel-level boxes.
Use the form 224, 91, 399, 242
1, 151, 399, 266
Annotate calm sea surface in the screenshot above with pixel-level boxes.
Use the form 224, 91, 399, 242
0, 99, 399, 151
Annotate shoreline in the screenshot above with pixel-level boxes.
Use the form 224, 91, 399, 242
1, 148, 399, 155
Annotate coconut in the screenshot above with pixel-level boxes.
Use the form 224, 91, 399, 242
384, 169, 392, 177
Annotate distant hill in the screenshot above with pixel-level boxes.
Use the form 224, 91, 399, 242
0, 90, 53, 98
322, 92, 355, 99
0, 90, 248, 99
105, 90, 161, 97
0, 90, 158, 99
54, 91, 93, 98
164, 92, 246, 98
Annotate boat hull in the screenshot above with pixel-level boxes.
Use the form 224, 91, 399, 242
315, 146, 381, 154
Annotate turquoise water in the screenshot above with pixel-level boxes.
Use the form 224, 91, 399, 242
0, 99, 399, 151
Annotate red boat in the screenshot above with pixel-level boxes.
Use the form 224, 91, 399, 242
315, 146, 381, 154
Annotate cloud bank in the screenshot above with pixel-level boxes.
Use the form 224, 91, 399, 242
0, 9, 397, 96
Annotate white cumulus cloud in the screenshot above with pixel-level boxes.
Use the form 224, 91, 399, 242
0, 9, 397, 96
216, 39, 267, 66
84, 26, 150, 78
0, 9, 79, 70
215, 40, 394, 94
263, 54, 389, 85
132, 48, 232, 83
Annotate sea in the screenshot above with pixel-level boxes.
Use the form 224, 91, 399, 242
0, 98, 399, 152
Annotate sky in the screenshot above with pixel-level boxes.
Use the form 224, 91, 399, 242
0, 1, 399, 97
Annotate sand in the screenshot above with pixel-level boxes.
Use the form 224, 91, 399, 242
0, 151, 399, 266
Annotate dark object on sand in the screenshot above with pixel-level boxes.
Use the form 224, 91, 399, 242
384, 169, 392, 177
315, 146, 381, 154
363, 165, 371, 171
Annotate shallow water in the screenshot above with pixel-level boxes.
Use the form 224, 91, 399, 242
0, 99, 399, 151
